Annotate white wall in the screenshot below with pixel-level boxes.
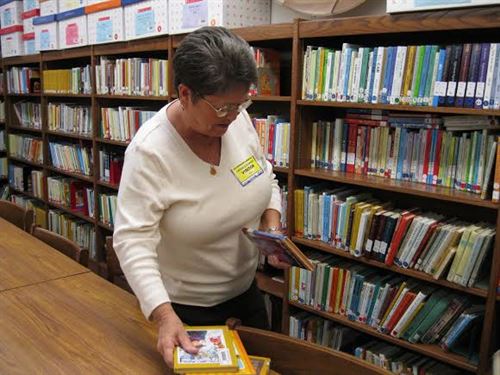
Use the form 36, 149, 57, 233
271, 0, 386, 23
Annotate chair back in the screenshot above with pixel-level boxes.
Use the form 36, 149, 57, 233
230, 322, 388, 375
0, 199, 34, 232
105, 236, 133, 293
31, 225, 89, 267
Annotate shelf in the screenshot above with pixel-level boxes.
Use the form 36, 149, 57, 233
96, 138, 130, 147
2, 54, 40, 66
293, 237, 489, 299
255, 271, 285, 299
95, 94, 168, 102
46, 130, 93, 141
44, 93, 92, 98
9, 186, 43, 202
97, 180, 119, 190
97, 221, 114, 231
297, 100, 500, 116
289, 301, 477, 373
7, 125, 42, 134
273, 166, 290, 174
250, 95, 292, 102
7, 93, 41, 98
8, 156, 43, 168
294, 168, 499, 210
46, 166, 93, 183
42, 46, 91, 61
93, 36, 168, 55
47, 200, 95, 223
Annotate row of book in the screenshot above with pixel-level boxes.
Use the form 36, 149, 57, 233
252, 115, 290, 168
46, 177, 94, 218
294, 187, 493, 288
289, 312, 463, 374
99, 193, 117, 228
95, 57, 168, 97
13, 101, 41, 129
309, 111, 498, 198
6, 67, 41, 94
289, 258, 482, 357
100, 106, 156, 143
47, 103, 92, 136
42, 67, 92, 95
302, 43, 500, 109
48, 142, 93, 176
8, 164, 36, 193
8, 134, 43, 164
10, 195, 47, 228
249, 47, 281, 97
99, 150, 123, 186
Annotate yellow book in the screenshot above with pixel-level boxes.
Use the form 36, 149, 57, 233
402, 45, 417, 104
248, 356, 271, 375
349, 201, 371, 254
334, 268, 344, 314
173, 326, 239, 374
453, 227, 484, 283
379, 281, 407, 327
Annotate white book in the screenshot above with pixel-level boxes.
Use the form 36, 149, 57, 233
350, 53, 362, 102
346, 50, 358, 102
390, 46, 407, 104
364, 50, 375, 103
332, 118, 343, 171
323, 50, 334, 101
355, 209, 371, 256
397, 216, 426, 268
422, 224, 454, 274
330, 50, 342, 101
371, 46, 386, 104
390, 290, 427, 338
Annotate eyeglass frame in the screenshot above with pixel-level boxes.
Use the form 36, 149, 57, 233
199, 97, 253, 118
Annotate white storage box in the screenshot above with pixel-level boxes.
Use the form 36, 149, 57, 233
0, 25, 24, 56
22, 31, 36, 53
122, 0, 168, 40
86, 1, 123, 44
23, 0, 39, 11
168, 0, 270, 35
58, 0, 86, 13
22, 8, 39, 33
56, 6, 87, 48
387, 0, 500, 13
0, 0, 23, 28
33, 13, 57, 49
39, 0, 56, 15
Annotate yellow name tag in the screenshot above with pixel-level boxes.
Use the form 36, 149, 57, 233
231, 155, 264, 186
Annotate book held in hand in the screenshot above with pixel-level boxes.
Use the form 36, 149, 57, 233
174, 326, 239, 373
242, 228, 314, 271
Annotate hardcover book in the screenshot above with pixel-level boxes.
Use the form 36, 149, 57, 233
242, 228, 314, 271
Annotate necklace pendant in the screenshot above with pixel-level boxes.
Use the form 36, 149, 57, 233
210, 165, 217, 175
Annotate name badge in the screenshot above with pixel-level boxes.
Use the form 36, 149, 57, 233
231, 155, 264, 186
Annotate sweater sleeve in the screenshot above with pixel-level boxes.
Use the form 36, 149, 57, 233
113, 143, 171, 320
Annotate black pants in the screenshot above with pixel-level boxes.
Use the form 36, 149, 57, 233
171, 280, 269, 330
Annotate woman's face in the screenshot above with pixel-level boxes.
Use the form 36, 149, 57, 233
180, 84, 250, 138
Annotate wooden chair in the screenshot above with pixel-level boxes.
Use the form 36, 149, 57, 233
227, 319, 388, 375
31, 225, 89, 267
105, 236, 133, 293
0, 199, 34, 232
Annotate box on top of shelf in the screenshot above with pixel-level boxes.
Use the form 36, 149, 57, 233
22, 7, 39, 33
56, 6, 87, 48
0, 0, 23, 28
23, 0, 38, 11
22, 31, 36, 54
86, 0, 123, 44
168, 0, 270, 35
84, 0, 117, 11
39, 0, 57, 15
58, 0, 86, 13
33, 13, 57, 49
0, 24, 24, 56
122, 0, 168, 41
386, 0, 500, 13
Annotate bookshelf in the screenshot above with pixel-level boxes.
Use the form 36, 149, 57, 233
1, 7, 498, 375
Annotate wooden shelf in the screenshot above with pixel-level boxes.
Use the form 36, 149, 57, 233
97, 221, 114, 231
7, 125, 42, 134
93, 36, 168, 55
45, 130, 93, 141
96, 138, 129, 147
289, 301, 477, 373
8, 156, 43, 168
2, 54, 40, 66
297, 100, 500, 116
44, 93, 91, 98
294, 168, 499, 210
255, 271, 285, 299
46, 166, 93, 183
7, 93, 41, 98
95, 94, 168, 101
42, 46, 91, 61
97, 180, 119, 190
47, 201, 95, 224
293, 237, 489, 299
9, 186, 43, 201
250, 95, 292, 102
273, 166, 289, 174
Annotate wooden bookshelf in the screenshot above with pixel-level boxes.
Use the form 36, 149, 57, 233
7, 125, 42, 134
94, 94, 168, 101
256, 271, 285, 299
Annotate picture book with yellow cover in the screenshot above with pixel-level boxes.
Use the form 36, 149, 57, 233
173, 326, 239, 373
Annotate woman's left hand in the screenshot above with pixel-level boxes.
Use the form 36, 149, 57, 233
267, 254, 292, 270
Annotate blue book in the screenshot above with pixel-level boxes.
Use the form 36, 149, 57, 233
474, 43, 490, 109
432, 48, 447, 107
366, 47, 378, 103
438, 45, 453, 106
464, 43, 482, 108
381, 46, 395, 104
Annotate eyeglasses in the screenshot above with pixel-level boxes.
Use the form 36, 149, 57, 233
200, 97, 253, 118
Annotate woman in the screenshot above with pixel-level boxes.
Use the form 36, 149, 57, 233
113, 26, 287, 368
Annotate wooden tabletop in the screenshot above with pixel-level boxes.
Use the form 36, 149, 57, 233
0, 272, 168, 375
0, 218, 89, 292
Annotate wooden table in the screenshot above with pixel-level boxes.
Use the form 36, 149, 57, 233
0, 218, 89, 292
0, 272, 168, 375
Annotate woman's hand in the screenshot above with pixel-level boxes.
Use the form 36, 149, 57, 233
152, 303, 198, 368
267, 254, 292, 269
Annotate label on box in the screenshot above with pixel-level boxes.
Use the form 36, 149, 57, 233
40, 28, 50, 48
135, 6, 154, 36
3, 8, 12, 25
24, 0, 38, 11
66, 22, 79, 45
96, 16, 111, 42
182, 0, 208, 28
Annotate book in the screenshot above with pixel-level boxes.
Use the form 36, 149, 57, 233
242, 228, 314, 271
248, 356, 271, 375
174, 326, 239, 374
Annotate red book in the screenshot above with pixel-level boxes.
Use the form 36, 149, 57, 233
328, 267, 339, 312
346, 123, 358, 173
384, 291, 416, 334
363, 127, 371, 175
421, 129, 432, 183
410, 222, 441, 269
267, 122, 275, 164
385, 212, 416, 266
432, 130, 443, 185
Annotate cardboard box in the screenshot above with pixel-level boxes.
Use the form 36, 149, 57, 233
168, 0, 270, 35
39, 0, 57, 15
386, 0, 500, 13
23, 0, 39, 11
33, 13, 58, 49
22, 8, 39, 33
22, 31, 36, 53
86, 0, 123, 44
56, 6, 87, 48
0, 25, 24, 56
122, 0, 168, 40
0, 0, 23, 28
58, 0, 86, 13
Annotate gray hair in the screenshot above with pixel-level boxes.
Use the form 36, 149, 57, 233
173, 26, 257, 100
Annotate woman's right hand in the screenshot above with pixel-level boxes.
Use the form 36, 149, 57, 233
152, 303, 199, 368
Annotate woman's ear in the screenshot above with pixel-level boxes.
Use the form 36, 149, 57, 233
178, 84, 192, 109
